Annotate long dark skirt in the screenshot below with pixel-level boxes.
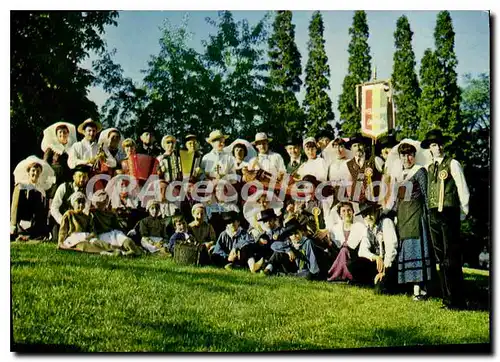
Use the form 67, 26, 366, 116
397, 217, 433, 284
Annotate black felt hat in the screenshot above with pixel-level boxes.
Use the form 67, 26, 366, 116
355, 202, 382, 217
222, 211, 240, 225
344, 133, 371, 150
257, 208, 278, 222
420, 129, 451, 149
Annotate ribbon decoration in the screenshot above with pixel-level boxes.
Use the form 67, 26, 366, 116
312, 207, 321, 231
438, 170, 448, 212
365, 167, 374, 199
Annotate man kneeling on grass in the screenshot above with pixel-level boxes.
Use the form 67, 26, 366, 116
211, 211, 263, 273
262, 218, 320, 279
357, 203, 398, 293
90, 189, 143, 256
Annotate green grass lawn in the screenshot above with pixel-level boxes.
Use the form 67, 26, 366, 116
11, 242, 490, 352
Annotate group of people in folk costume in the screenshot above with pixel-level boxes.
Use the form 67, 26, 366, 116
11, 117, 471, 310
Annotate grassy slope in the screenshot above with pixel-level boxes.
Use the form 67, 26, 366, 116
11, 242, 490, 352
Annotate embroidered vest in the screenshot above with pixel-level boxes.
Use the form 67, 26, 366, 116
428, 156, 460, 210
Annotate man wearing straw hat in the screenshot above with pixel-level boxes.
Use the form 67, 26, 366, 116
201, 130, 236, 180
247, 132, 286, 177
421, 129, 470, 310
67, 118, 116, 171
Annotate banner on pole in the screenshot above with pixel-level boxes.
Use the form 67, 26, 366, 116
360, 81, 394, 140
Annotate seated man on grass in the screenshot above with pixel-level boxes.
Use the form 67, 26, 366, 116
255, 208, 287, 265
211, 211, 263, 273
357, 203, 398, 293
262, 218, 320, 279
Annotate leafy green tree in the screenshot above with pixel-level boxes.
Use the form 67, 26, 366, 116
303, 11, 334, 137
337, 11, 371, 136
92, 49, 148, 137
453, 73, 490, 265
202, 11, 270, 141
391, 15, 420, 139
265, 10, 304, 143
11, 11, 118, 171
142, 17, 214, 147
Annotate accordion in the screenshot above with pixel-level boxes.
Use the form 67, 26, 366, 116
179, 149, 201, 181
121, 153, 159, 183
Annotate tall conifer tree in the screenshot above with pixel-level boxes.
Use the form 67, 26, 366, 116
337, 11, 371, 136
391, 15, 420, 139
265, 10, 304, 143
303, 11, 334, 136
418, 11, 461, 139
434, 10, 461, 136
417, 48, 444, 139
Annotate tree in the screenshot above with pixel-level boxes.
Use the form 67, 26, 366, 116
11, 11, 118, 173
417, 49, 444, 139
265, 10, 304, 143
142, 17, 214, 147
391, 15, 420, 139
453, 73, 490, 265
337, 11, 372, 136
434, 11, 461, 137
303, 11, 334, 137
202, 11, 270, 141
92, 49, 148, 137
418, 11, 461, 139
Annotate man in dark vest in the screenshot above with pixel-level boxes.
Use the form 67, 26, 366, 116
421, 129, 470, 310
344, 133, 382, 205
50, 165, 91, 242
285, 136, 303, 177
137, 131, 162, 157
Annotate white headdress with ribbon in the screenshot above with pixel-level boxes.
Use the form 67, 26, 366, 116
40, 122, 77, 155
13, 155, 56, 193
224, 139, 257, 162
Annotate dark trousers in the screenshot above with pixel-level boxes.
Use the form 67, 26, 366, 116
211, 244, 256, 268
267, 251, 299, 274
428, 207, 465, 307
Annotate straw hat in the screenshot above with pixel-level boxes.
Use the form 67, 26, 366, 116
77, 118, 102, 135
252, 132, 272, 144
161, 135, 177, 151
206, 130, 229, 143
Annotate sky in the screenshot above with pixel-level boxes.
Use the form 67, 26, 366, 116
82, 10, 490, 123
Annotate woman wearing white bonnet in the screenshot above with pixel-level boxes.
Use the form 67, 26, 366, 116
11, 156, 55, 241
41, 122, 77, 198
